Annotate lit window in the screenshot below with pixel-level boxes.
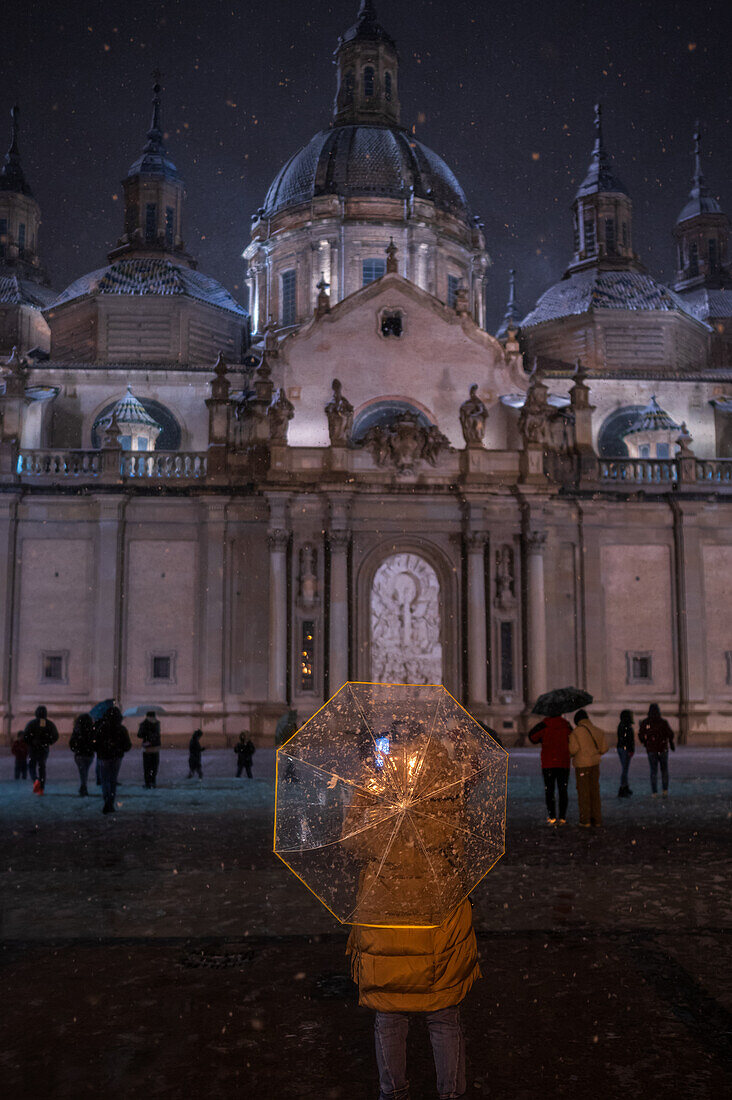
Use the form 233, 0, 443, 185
362, 257, 386, 285
152, 655, 171, 681
605, 217, 615, 253
145, 203, 157, 243
281, 269, 297, 325
165, 206, 174, 246
626, 651, 652, 684
42, 653, 66, 682
118, 435, 133, 451
364, 66, 375, 98
384, 72, 392, 101
584, 218, 596, 251
300, 621, 315, 693
447, 274, 460, 308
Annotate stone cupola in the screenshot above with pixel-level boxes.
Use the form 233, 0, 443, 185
566, 104, 637, 275
96, 387, 162, 451
673, 124, 730, 293
622, 395, 680, 459
333, 1, 400, 128
108, 74, 193, 267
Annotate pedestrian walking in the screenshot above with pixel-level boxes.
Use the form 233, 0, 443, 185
528, 714, 572, 824
638, 703, 675, 797
188, 729, 205, 778
569, 709, 608, 827
23, 706, 59, 794
137, 710, 162, 788
95, 706, 131, 814
616, 709, 635, 798
69, 713, 96, 796
234, 732, 256, 778
11, 732, 29, 780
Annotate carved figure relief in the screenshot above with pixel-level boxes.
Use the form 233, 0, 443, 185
360, 412, 451, 472
325, 378, 354, 446
370, 553, 442, 685
459, 384, 489, 446
299, 544, 318, 606
494, 545, 515, 609
268, 387, 295, 442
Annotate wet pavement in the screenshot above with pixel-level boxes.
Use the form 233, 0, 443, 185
1, 747, 731, 1098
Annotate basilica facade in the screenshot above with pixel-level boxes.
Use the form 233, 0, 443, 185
1, 1, 731, 746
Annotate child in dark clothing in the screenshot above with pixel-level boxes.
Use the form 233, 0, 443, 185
188, 729, 205, 778
11, 733, 28, 780
616, 709, 635, 798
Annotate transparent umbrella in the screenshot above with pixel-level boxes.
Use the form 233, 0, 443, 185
274, 682, 508, 927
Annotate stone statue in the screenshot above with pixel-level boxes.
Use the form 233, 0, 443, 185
495, 546, 515, 608
676, 422, 695, 458
268, 387, 295, 443
518, 368, 551, 446
325, 378, 354, 446
459, 384, 489, 446
299, 544, 318, 606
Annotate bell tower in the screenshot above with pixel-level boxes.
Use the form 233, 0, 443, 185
673, 124, 730, 293
333, 1, 401, 128
108, 74, 193, 266
0, 105, 49, 284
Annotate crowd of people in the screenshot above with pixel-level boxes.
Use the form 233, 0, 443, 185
529, 702, 677, 826
10, 705, 257, 814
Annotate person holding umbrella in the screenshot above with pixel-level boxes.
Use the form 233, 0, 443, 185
569, 710, 609, 827
530, 687, 593, 826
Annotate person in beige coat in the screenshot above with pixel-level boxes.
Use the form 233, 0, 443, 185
569, 709, 609, 826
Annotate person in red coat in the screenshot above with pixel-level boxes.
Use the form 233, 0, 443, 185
638, 703, 675, 797
529, 714, 572, 824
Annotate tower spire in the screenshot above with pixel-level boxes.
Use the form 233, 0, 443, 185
333, 0, 400, 127
496, 269, 521, 340
692, 120, 703, 191
144, 70, 165, 155
0, 103, 32, 196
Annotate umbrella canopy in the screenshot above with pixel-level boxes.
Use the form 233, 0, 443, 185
532, 686, 593, 718
121, 704, 168, 718
89, 699, 115, 722
274, 682, 508, 928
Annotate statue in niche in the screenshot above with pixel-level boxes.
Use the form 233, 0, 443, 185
325, 378, 354, 446
370, 553, 442, 685
299, 544, 318, 606
459, 384, 489, 446
268, 387, 295, 443
495, 546, 515, 609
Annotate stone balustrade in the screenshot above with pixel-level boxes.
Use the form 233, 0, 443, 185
695, 459, 732, 484
120, 452, 208, 480
598, 458, 678, 484
15, 449, 208, 482
17, 450, 103, 477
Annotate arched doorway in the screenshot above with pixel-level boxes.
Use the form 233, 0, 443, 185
370, 553, 442, 684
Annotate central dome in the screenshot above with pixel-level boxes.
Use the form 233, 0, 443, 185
262, 125, 469, 221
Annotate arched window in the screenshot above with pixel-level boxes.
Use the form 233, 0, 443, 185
344, 69, 354, 104
384, 72, 392, 101
689, 242, 699, 278
363, 66, 375, 98
597, 406, 646, 458
91, 399, 181, 451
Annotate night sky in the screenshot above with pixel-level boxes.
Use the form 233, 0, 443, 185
4, 0, 730, 330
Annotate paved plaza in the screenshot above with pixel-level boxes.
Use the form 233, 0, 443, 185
1, 746, 731, 1098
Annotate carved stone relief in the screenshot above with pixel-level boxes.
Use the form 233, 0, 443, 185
370, 553, 442, 685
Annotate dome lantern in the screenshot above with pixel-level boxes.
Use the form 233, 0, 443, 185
333, 1, 400, 129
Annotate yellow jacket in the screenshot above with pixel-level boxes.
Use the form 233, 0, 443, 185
569, 718, 609, 768
346, 897, 480, 1012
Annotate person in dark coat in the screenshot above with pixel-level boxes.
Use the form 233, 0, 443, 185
638, 703, 675, 797
616, 710, 635, 798
69, 713, 96, 796
95, 706, 131, 814
234, 732, 256, 778
11, 732, 29, 780
137, 711, 162, 789
529, 714, 572, 824
23, 706, 59, 793
188, 729, 205, 778
275, 708, 298, 746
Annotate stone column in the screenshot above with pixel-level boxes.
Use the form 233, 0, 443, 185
466, 532, 487, 705
328, 530, 350, 693
526, 530, 547, 704
0, 495, 20, 737
200, 500, 229, 730
267, 528, 289, 704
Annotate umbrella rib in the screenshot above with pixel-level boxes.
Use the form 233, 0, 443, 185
412, 760, 500, 805
346, 685, 403, 801
406, 808, 445, 907
409, 805, 497, 845
277, 806, 403, 853
408, 694, 444, 800
343, 811, 404, 923
278, 754, 396, 803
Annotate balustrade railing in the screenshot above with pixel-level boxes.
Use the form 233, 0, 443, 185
16, 449, 208, 481
695, 459, 732, 484
598, 458, 678, 485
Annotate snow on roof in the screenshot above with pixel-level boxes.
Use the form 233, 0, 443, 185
521, 268, 701, 328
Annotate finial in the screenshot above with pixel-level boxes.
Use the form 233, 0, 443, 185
144, 70, 165, 153
385, 236, 398, 273
692, 120, 703, 188
9, 104, 19, 155
593, 102, 604, 155
507, 269, 516, 310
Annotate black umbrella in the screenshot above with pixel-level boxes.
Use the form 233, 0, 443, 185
89, 698, 115, 722
532, 687, 593, 718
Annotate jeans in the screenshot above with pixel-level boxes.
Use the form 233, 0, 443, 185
14, 758, 28, 780
647, 750, 669, 793
617, 747, 633, 788
143, 752, 160, 788
374, 1006, 465, 1100
99, 757, 122, 804
542, 767, 569, 819
29, 748, 49, 788
75, 754, 94, 790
